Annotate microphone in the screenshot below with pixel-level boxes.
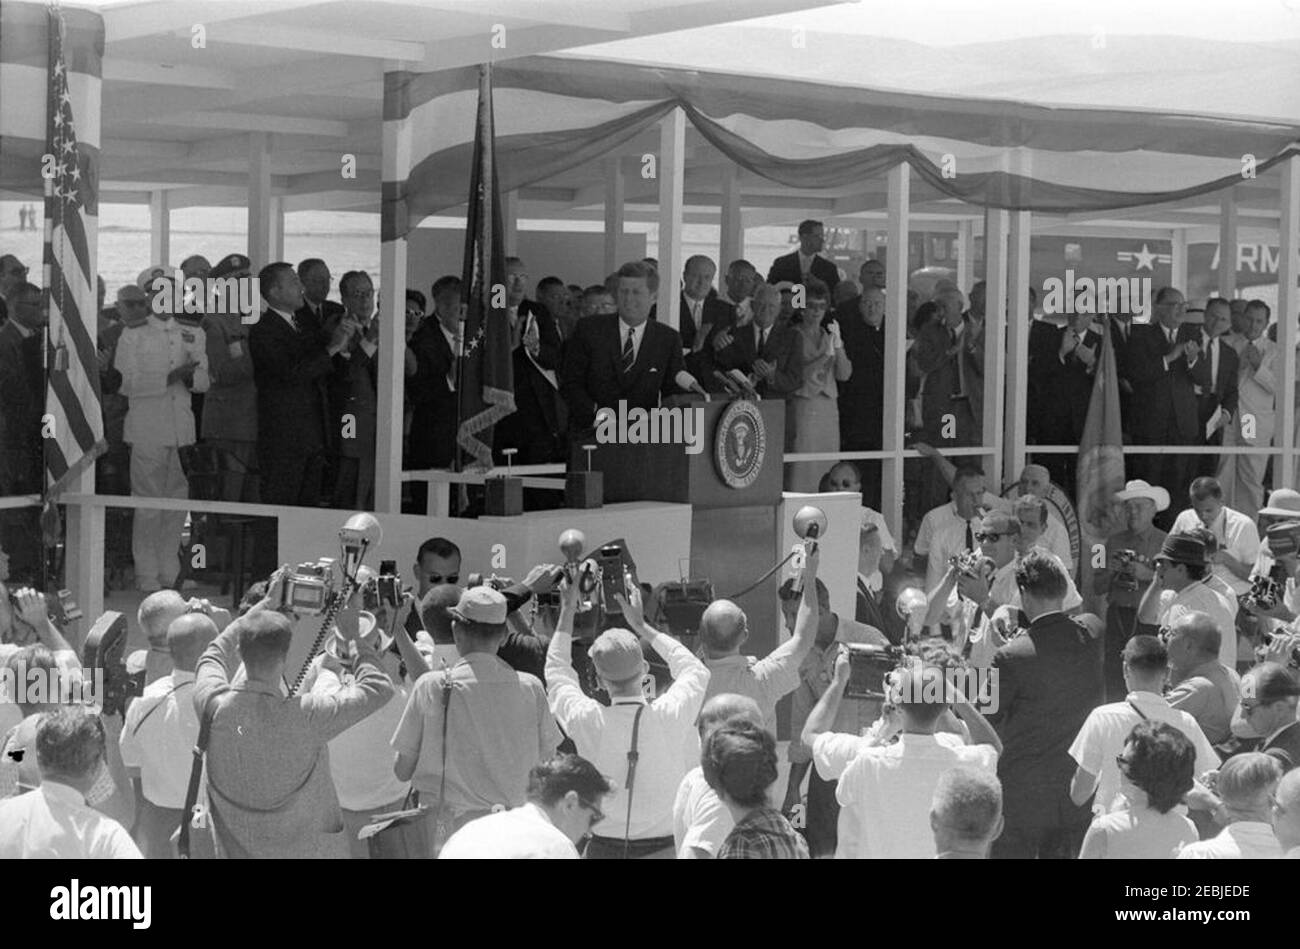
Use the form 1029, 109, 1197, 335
790, 505, 827, 596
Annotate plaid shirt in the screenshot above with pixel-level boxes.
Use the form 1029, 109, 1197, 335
717, 807, 810, 860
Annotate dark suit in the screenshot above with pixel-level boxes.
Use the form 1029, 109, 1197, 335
990, 610, 1103, 859
1181, 325, 1240, 478
407, 317, 458, 473
0, 320, 45, 582
676, 292, 734, 354
250, 308, 333, 507
1029, 322, 1103, 493
710, 319, 801, 398
767, 251, 840, 292
295, 300, 345, 347
1106, 317, 1137, 437
1262, 721, 1300, 773
912, 318, 980, 447
1123, 322, 1200, 522
494, 299, 566, 465
560, 314, 685, 432
835, 298, 885, 452
328, 325, 378, 509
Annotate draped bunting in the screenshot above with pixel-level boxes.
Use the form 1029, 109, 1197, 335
382, 55, 1300, 241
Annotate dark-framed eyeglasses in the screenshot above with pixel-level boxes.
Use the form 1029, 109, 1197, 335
974, 532, 1004, 543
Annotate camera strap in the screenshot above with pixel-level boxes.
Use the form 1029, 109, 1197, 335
623, 704, 645, 859
130, 680, 189, 738
432, 669, 453, 841
1127, 700, 1148, 721
178, 691, 223, 859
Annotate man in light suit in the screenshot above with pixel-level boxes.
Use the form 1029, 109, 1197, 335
767, 219, 841, 292
1218, 299, 1277, 519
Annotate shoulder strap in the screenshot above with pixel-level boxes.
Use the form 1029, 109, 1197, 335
130, 681, 188, 738
1127, 699, 1148, 721
623, 704, 646, 859
178, 691, 223, 859
436, 670, 453, 815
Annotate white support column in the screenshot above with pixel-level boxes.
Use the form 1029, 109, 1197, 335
719, 164, 742, 270
375, 113, 411, 514
1004, 210, 1031, 485
656, 107, 685, 331
1219, 188, 1238, 299
984, 208, 1009, 487
270, 196, 285, 262
1279, 157, 1299, 489
956, 219, 974, 293
1170, 228, 1187, 297
246, 132, 273, 271
148, 190, 170, 265
882, 163, 909, 542
604, 157, 625, 276
502, 190, 519, 257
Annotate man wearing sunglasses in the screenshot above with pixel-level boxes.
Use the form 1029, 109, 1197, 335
1231, 663, 1300, 772
440, 754, 611, 859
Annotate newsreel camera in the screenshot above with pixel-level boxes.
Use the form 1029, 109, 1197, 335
82, 610, 141, 718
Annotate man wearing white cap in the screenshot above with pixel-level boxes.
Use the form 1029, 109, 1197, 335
546, 573, 709, 858
1168, 476, 1260, 600
392, 585, 561, 850
114, 271, 209, 591
1097, 480, 1170, 700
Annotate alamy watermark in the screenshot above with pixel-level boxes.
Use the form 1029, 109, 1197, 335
0, 664, 105, 709
147, 270, 259, 320
1041, 271, 1151, 316
888, 665, 1001, 715
594, 400, 706, 455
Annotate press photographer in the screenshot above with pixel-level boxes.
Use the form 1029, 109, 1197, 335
192, 568, 395, 858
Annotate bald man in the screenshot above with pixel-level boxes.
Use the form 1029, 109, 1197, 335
1271, 768, 1300, 858
1178, 752, 1283, 859
137, 590, 189, 686
931, 765, 1004, 859
672, 693, 764, 858
1165, 611, 1240, 745
120, 610, 219, 857
698, 545, 821, 731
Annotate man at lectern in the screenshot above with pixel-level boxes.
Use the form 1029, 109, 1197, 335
560, 260, 704, 434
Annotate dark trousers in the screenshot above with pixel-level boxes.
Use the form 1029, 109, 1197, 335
258, 444, 325, 507
1104, 602, 1137, 702
583, 834, 675, 859
993, 790, 1090, 859
133, 798, 183, 860
804, 765, 839, 859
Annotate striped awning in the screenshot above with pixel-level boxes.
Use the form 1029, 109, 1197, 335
383, 55, 1300, 241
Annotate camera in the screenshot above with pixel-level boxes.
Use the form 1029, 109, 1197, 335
1261, 631, 1300, 667
281, 559, 338, 615
5, 588, 82, 636
1112, 549, 1149, 592
844, 643, 906, 701
1266, 521, 1300, 559
1246, 562, 1289, 612
376, 559, 401, 609
595, 542, 637, 616
465, 572, 511, 591
949, 549, 995, 581
82, 611, 143, 719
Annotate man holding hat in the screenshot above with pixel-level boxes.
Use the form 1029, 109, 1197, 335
1097, 480, 1169, 700
1232, 663, 1300, 771
546, 570, 709, 858
1138, 532, 1237, 668
200, 253, 259, 502
392, 585, 561, 850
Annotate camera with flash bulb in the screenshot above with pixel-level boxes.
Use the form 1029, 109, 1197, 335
280, 559, 339, 616
844, 643, 907, 701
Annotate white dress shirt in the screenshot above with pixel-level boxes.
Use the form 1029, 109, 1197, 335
1169, 506, 1260, 597
546, 630, 709, 841
813, 730, 998, 859
0, 780, 141, 859
114, 315, 209, 447
438, 801, 577, 859
1158, 580, 1238, 667
1068, 690, 1220, 815
1177, 821, 1283, 859
672, 765, 733, 858
119, 670, 198, 809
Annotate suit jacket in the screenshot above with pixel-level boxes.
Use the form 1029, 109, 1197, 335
1106, 317, 1137, 430
407, 317, 459, 469
676, 292, 735, 354
767, 251, 840, 291
0, 321, 43, 458
1262, 720, 1300, 773
991, 611, 1104, 821
835, 297, 885, 450
711, 319, 801, 398
295, 300, 346, 348
912, 317, 983, 438
561, 314, 685, 431
1123, 322, 1199, 445
329, 327, 378, 461
1179, 325, 1240, 435
495, 299, 565, 463
249, 308, 333, 454
1029, 323, 1103, 443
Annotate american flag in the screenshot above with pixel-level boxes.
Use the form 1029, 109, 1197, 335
42, 1, 102, 484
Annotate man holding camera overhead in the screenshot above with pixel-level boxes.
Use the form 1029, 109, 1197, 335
193, 570, 394, 858
546, 572, 710, 858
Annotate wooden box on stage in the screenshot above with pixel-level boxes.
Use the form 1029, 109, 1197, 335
587, 397, 784, 508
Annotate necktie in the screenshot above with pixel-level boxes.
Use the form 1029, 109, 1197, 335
965, 520, 974, 551
622, 327, 635, 373
759, 326, 768, 352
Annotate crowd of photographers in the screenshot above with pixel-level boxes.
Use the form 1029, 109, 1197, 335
4, 459, 1300, 859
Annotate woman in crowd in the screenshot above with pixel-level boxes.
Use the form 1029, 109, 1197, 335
1078, 721, 1198, 859
704, 721, 808, 859
785, 278, 852, 492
